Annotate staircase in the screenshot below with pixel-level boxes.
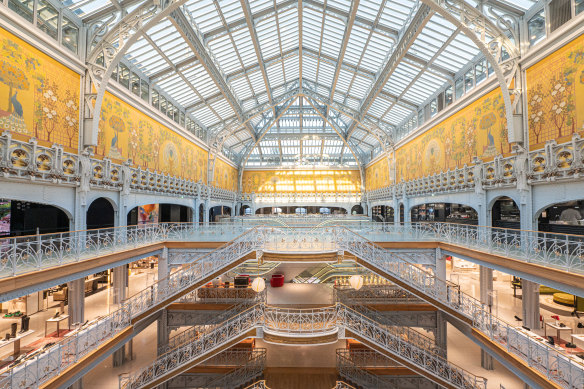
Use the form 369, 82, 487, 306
121, 303, 485, 389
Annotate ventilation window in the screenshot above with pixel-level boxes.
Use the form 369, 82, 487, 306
549, 0, 572, 32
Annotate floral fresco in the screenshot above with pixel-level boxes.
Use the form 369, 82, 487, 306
0, 28, 80, 151
365, 157, 390, 191
213, 158, 238, 191
97, 92, 208, 182
395, 87, 510, 182
242, 170, 361, 193
526, 33, 584, 150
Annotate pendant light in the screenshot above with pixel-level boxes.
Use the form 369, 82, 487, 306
251, 277, 265, 293
349, 275, 363, 291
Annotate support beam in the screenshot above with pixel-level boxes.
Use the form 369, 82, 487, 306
329, 0, 359, 100
346, 4, 433, 139
168, 9, 244, 122
479, 266, 494, 370
522, 279, 541, 330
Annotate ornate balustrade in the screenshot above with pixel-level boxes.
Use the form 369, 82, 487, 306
121, 303, 484, 389
2, 224, 584, 388
0, 228, 265, 389
334, 284, 424, 305
334, 227, 584, 388
244, 381, 270, 389
336, 348, 401, 389
0, 132, 236, 201
165, 348, 266, 389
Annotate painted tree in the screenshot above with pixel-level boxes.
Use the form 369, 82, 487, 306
63, 90, 78, 148
549, 75, 570, 139
41, 81, 59, 142
528, 87, 545, 145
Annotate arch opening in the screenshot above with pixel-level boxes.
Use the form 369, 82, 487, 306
491, 196, 520, 229
87, 198, 115, 229
410, 203, 478, 225
0, 199, 70, 237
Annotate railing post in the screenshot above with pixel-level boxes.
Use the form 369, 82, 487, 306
36, 228, 41, 270
11, 238, 17, 276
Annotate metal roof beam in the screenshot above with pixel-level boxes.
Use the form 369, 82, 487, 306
149, 55, 199, 81
169, 8, 244, 122
329, 0, 359, 100
347, 4, 433, 139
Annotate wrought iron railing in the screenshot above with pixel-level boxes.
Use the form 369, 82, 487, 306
334, 284, 423, 305
122, 303, 485, 389
244, 380, 270, 389
2, 224, 584, 388
334, 226, 584, 388
0, 227, 264, 389
336, 348, 400, 389
333, 381, 357, 389
2, 221, 584, 281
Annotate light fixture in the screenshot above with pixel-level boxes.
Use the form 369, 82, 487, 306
349, 275, 363, 290
251, 277, 265, 293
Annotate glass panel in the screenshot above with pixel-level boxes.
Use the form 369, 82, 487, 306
131, 73, 140, 96
8, 0, 34, 23
528, 9, 546, 46
455, 78, 464, 99
444, 85, 453, 106
140, 81, 149, 101
166, 103, 174, 119
160, 96, 167, 114
61, 17, 79, 53
119, 63, 130, 88
179, 112, 185, 126
577, 0, 584, 15
37, 0, 59, 40
417, 110, 424, 126
152, 89, 159, 109
430, 99, 437, 117
464, 68, 474, 92
475, 60, 487, 84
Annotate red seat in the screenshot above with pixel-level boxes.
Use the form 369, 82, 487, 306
270, 274, 284, 287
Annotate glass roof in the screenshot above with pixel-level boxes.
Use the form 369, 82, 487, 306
69, 0, 538, 167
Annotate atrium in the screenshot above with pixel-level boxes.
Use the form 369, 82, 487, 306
0, 0, 584, 388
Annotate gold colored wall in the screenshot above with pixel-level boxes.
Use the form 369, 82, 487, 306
0, 28, 80, 151
214, 158, 238, 191
96, 92, 208, 182
396, 88, 510, 182
242, 170, 361, 193
526, 34, 584, 150
365, 157, 390, 191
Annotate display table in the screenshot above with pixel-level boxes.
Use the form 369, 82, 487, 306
571, 334, 584, 349
0, 330, 34, 357
545, 322, 573, 341
45, 315, 69, 337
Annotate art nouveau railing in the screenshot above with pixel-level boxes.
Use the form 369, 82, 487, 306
160, 291, 266, 355
334, 284, 424, 305
336, 349, 401, 389
354, 222, 584, 274
0, 228, 264, 389
3, 221, 584, 280
2, 225, 584, 387
0, 223, 252, 278
244, 381, 270, 389
122, 303, 485, 389
163, 348, 266, 389
334, 227, 584, 388
120, 306, 263, 389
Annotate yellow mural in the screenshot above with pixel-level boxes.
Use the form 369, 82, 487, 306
365, 157, 390, 191
214, 158, 238, 191
396, 87, 510, 182
242, 170, 361, 193
526, 34, 584, 150
0, 28, 80, 151
96, 92, 208, 182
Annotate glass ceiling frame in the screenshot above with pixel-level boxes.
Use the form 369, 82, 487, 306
78, 0, 534, 167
